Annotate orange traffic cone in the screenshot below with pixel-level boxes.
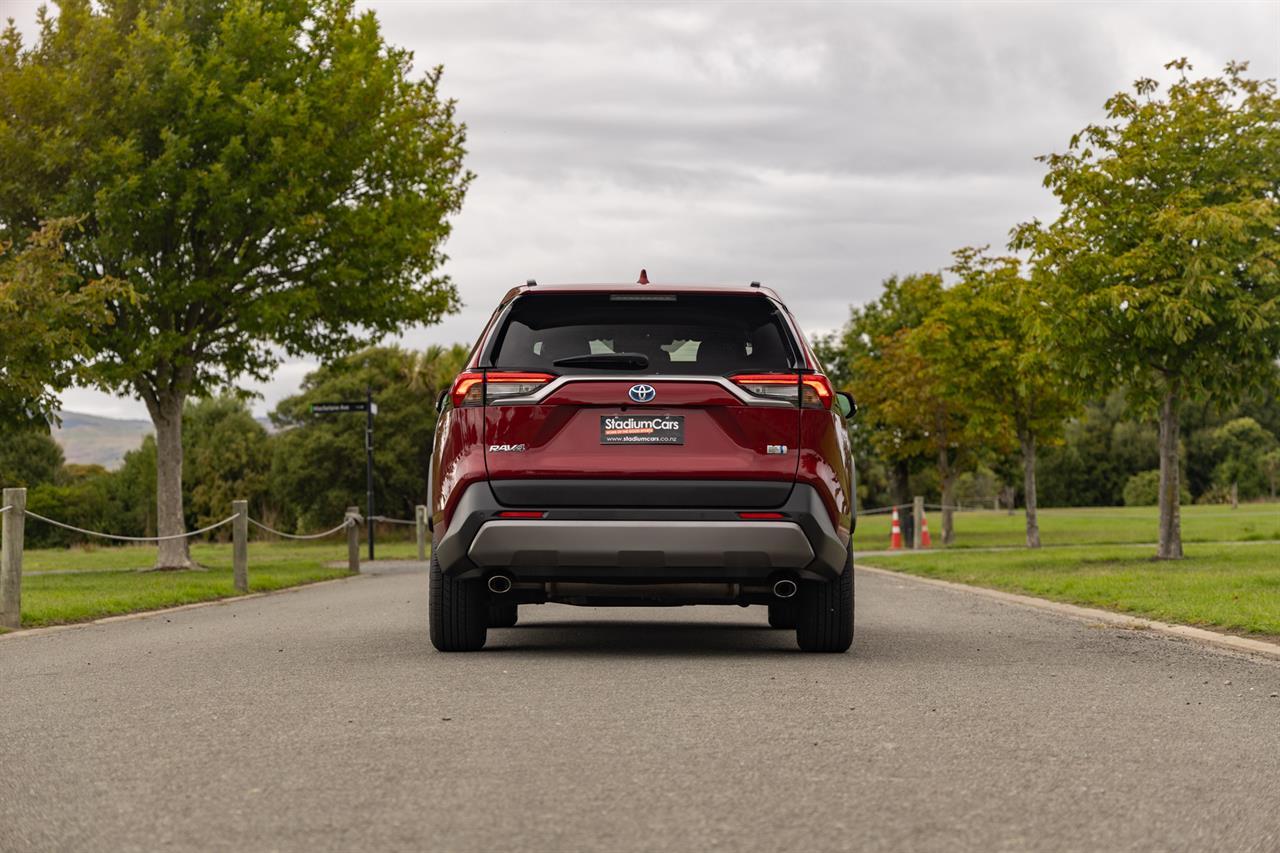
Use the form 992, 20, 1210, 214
890, 506, 903, 550
919, 510, 932, 548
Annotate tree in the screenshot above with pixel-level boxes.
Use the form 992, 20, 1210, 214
842, 274, 947, 513
113, 436, 159, 538
1206, 417, 1277, 501
1012, 60, 1280, 559
270, 344, 466, 530
0, 0, 471, 567
917, 248, 1077, 547
0, 426, 64, 489
852, 327, 991, 544
183, 396, 271, 532
1037, 393, 1161, 507
1262, 448, 1280, 500
0, 219, 127, 427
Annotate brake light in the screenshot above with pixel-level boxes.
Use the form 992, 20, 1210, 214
450, 372, 484, 407
450, 371, 554, 407
486, 372, 554, 402
800, 374, 834, 409
730, 373, 800, 403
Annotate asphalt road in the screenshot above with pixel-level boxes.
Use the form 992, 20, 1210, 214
2, 563, 1278, 853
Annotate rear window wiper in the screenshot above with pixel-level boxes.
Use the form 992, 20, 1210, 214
552, 352, 650, 369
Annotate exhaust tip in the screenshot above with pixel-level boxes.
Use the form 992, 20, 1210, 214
487, 575, 513, 594
772, 578, 797, 599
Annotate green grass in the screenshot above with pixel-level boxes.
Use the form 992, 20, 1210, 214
860, 542, 1280, 638
11, 537, 428, 629
852, 502, 1280, 551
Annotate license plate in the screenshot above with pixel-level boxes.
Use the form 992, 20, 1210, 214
600, 414, 685, 445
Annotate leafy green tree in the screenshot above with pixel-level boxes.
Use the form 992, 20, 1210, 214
842, 273, 947, 513
0, 0, 471, 567
112, 436, 158, 538
1261, 448, 1280, 500
183, 396, 271, 532
917, 247, 1077, 546
25, 464, 116, 548
852, 327, 991, 544
1012, 60, 1280, 559
0, 426, 64, 488
0, 219, 127, 426
270, 345, 467, 530
1206, 417, 1277, 500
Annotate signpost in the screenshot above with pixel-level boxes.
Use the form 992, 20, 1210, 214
311, 387, 378, 559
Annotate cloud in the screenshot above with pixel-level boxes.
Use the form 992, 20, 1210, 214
6, 0, 1277, 415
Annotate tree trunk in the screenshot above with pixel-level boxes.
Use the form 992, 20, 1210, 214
148, 389, 192, 569
938, 450, 955, 546
1021, 431, 1041, 549
892, 461, 910, 508
892, 460, 913, 548
1157, 387, 1183, 560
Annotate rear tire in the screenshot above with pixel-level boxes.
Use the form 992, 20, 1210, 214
489, 601, 519, 628
767, 601, 797, 628
428, 540, 488, 651
795, 543, 854, 653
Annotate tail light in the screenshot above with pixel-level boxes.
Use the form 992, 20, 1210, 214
800, 374, 834, 409
730, 373, 834, 409
450, 371, 554, 407
731, 373, 800, 403
450, 372, 485, 407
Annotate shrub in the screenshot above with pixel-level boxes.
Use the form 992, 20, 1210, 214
1123, 469, 1191, 507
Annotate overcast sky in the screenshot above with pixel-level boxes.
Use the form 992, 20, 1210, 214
8, 0, 1279, 419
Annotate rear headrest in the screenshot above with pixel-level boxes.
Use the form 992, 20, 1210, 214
537, 332, 587, 365
695, 338, 743, 372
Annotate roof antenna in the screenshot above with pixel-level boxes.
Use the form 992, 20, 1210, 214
637, 269, 649, 285
750, 280, 761, 288
526, 278, 537, 287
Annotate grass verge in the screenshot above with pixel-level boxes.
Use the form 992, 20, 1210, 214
10, 539, 396, 629
852, 502, 1280, 551
859, 542, 1280, 639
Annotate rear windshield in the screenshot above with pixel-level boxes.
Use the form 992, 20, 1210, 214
488, 293, 799, 375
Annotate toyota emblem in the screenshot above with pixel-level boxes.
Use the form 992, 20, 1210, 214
628, 383, 656, 403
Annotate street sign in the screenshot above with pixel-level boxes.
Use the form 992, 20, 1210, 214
311, 391, 379, 559
311, 402, 377, 415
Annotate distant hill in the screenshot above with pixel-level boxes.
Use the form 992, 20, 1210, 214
53, 411, 153, 469
53, 410, 276, 470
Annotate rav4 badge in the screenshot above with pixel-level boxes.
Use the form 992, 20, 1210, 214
488, 444, 527, 452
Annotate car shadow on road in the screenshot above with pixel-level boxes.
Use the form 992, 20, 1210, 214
482, 619, 803, 656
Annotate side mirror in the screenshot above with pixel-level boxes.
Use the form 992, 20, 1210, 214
836, 391, 857, 419
435, 389, 450, 414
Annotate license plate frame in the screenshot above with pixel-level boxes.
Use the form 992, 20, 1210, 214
600, 414, 685, 445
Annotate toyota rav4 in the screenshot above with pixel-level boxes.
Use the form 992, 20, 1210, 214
428, 276, 856, 652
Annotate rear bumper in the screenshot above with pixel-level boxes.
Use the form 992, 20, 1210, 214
434, 481, 848, 583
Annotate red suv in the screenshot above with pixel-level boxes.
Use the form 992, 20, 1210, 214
428, 277, 856, 652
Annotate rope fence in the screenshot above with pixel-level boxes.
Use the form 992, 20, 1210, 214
368, 515, 418, 526
247, 516, 355, 540
24, 510, 241, 543
0, 488, 437, 630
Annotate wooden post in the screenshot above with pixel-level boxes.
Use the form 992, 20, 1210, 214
416, 505, 428, 561
232, 500, 248, 593
346, 506, 361, 573
1, 488, 26, 630
913, 495, 925, 550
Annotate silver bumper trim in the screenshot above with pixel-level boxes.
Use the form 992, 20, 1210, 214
467, 520, 814, 570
